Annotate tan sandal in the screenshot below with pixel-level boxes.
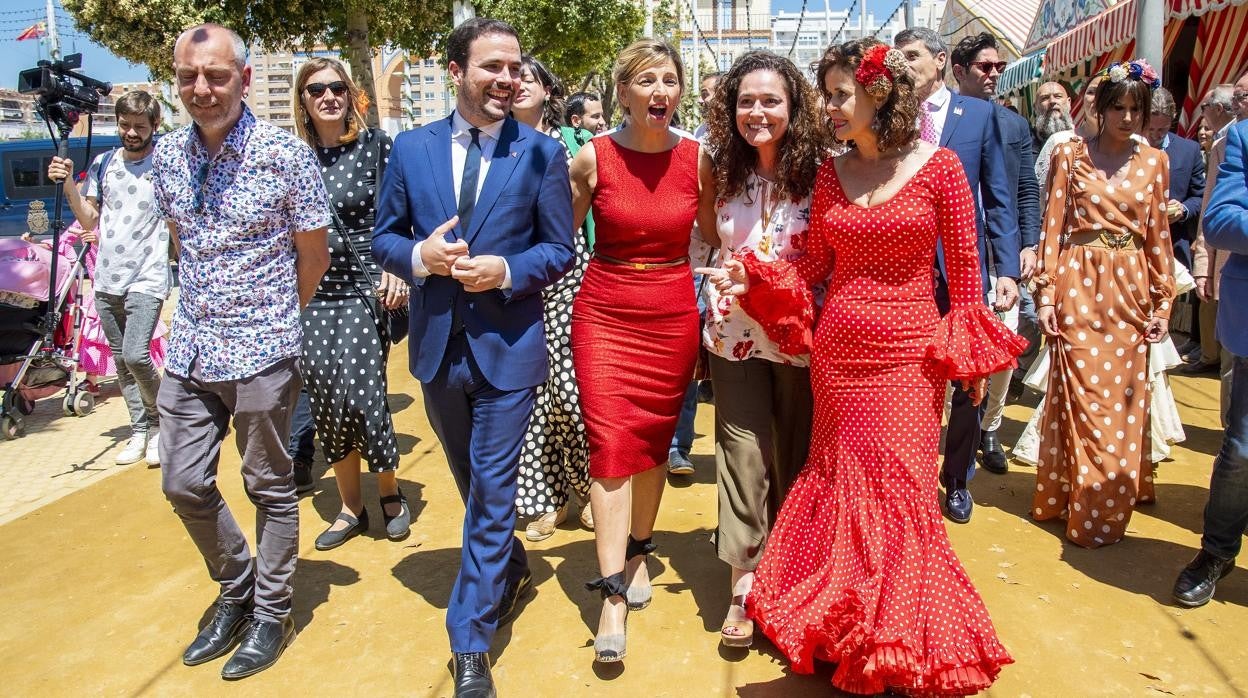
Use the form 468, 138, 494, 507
720, 594, 753, 648
525, 503, 569, 541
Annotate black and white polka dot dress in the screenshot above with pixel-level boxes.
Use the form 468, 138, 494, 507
516, 129, 592, 516
300, 128, 399, 472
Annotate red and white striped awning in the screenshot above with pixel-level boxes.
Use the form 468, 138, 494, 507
942, 0, 1042, 58
1179, 1, 1248, 133
1045, 0, 1248, 74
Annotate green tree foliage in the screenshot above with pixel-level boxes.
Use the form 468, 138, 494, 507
61, 0, 644, 127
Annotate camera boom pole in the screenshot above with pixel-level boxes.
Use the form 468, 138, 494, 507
45, 0, 60, 61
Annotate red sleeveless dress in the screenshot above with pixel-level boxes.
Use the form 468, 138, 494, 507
571, 136, 701, 478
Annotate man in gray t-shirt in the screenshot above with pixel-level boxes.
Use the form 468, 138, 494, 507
47, 90, 169, 466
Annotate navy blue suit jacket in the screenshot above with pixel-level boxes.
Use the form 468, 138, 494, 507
995, 104, 1041, 250
1163, 133, 1206, 266
936, 93, 1021, 300
1203, 119, 1248, 356
371, 115, 575, 391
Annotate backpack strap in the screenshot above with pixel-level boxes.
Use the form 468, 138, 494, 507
94, 147, 119, 205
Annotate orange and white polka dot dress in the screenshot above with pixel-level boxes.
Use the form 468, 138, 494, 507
739, 149, 1024, 696
1032, 138, 1176, 548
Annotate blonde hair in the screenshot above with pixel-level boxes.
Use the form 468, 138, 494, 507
612, 39, 685, 105
294, 57, 367, 147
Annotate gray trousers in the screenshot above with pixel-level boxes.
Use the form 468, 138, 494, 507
709, 354, 813, 571
94, 290, 163, 435
159, 356, 302, 622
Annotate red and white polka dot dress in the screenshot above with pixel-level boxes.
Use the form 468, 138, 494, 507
739, 149, 1023, 696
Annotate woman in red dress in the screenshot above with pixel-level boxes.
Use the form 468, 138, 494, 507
704, 39, 1023, 695
568, 39, 715, 664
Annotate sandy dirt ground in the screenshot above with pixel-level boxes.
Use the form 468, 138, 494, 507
0, 348, 1242, 697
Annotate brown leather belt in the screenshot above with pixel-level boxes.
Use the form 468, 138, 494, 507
594, 253, 689, 269
1065, 230, 1141, 250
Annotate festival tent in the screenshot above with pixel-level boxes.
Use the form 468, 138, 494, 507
940, 0, 1043, 61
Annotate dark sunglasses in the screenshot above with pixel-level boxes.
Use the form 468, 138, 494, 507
969, 61, 1008, 74
192, 161, 210, 214
304, 81, 348, 97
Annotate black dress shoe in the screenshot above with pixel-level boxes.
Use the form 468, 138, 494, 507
498, 569, 533, 625
1173, 551, 1236, 608
978, 430, 1009, 474
221, 616, 295, 679
183, 599, 251, 666
293, 461, 314, 494
945, 487, 973, 524
1176, 359, 1220, 376
452, 652, 496, 698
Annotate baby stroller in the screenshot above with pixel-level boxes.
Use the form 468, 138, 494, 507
0, 234, 94, 439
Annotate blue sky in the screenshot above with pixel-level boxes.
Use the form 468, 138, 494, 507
0, 0, 872, 88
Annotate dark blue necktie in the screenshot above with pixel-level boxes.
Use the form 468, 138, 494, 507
457, 128, 482, 233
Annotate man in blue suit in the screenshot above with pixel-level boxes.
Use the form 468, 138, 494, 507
371, 18, 575, 698
1172, 117, 1248, 608
1145, 87, 1206, 270
895, 28, 1021, 524
950, 33, 1041, 477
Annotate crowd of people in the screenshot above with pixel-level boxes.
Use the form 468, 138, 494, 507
31, 16, 1248, 698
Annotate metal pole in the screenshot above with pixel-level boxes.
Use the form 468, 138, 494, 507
860, 0, 867, 38
1137, 0, 1164, 82
645, 0, 654, 37
717, 0, 724, 72
45, 0, 60, 61
904, 0, 913, 29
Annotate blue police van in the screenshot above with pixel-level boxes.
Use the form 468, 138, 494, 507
0, 135, 123, 237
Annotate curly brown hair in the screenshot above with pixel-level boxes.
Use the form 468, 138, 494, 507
816, 38, 919, 151
704, 51, 822, 201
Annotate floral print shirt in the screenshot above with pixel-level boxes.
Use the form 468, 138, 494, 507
152, 106, 331, 381
702, 172, 824, 366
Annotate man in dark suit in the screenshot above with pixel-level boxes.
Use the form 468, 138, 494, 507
949, 32, 1041, 476
1172, 116, 1248, 608
1145, 87, 1206, 270
372, 18, 575, 698
895, 27, 1021, 524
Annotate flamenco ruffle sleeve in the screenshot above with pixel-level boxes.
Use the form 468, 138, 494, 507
736, 249, 816, 356
925, 304, 1028, 381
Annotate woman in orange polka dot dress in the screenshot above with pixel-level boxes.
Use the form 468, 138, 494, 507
703, 39, 1023, 696
1032, 61, 1176, 548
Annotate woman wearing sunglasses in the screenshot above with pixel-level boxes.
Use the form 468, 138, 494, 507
292, 58, 410, 549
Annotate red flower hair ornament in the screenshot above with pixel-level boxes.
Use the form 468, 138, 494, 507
854, 44, 909, 99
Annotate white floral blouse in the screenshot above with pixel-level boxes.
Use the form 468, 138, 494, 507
702, 172, 824, 366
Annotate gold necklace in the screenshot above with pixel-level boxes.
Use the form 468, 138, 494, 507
757, 175, 782, 231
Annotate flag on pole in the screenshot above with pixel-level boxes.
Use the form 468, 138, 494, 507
17, 23, 47, 41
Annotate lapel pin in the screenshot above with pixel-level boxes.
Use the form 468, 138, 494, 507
953, 106, 963, 116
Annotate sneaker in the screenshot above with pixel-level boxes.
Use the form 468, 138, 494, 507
116, 433, 147, 465
145, 429, 161, 466
667, 450, 695, 476
293, 462, 314, 494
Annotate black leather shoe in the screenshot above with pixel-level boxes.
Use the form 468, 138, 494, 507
498, 569, 533, 626
183, 599, 251, 666
1176, 359, 1220, 376
452, 652, 496, 698
945, 487, 973, 524
1173, 551, 1236, 608
978, 430, 1009, 474
221, 616, 295, 680
293, 462, 314, 494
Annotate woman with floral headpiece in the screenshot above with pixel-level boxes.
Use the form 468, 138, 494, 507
1031, 60, 1176, 548
700, 38, 1021, 694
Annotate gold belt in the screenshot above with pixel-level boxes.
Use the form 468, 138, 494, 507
594, 253, 689, 270
1065, 230, 1141, 251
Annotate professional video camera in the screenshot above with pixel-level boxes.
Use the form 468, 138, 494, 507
18, 53, 112, 137
15, 53, 112, 344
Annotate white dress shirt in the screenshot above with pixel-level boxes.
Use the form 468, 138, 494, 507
411, 110, 511, 287
924, 85, 953, 143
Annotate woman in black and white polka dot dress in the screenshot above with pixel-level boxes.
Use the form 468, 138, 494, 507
295, 59, 409, 551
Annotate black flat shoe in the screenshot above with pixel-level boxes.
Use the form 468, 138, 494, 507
979, 429, 1009, 474
314, 509, 369, 551
183, 599, 251, 666
1173, 551, 1236, 608
452, 652, 495, 698
221, 616, 295, 680
381, 489, 411, 540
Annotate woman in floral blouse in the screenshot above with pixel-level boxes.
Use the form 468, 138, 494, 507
698, 51, 825, 647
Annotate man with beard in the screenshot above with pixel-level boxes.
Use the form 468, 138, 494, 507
1032, 80, 1073, 150
372, 17, 574, 698
47, 90, 168, 467
152, 23, 330, 679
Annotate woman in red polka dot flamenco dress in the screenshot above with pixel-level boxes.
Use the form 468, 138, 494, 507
705, 40, 1025, 695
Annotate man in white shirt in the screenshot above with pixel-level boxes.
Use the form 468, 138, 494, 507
46, 90, 168, 466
